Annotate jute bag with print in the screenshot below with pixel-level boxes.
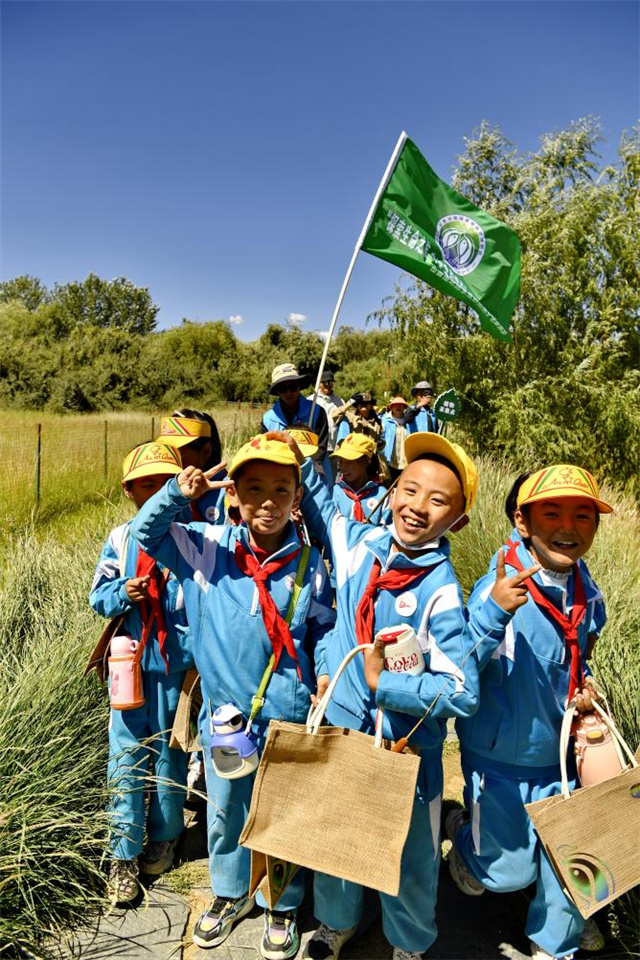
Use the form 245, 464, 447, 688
239, 645, 421, 901
526, 699, 640, 918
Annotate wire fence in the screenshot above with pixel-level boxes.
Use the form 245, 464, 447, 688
0, 405, 267, 531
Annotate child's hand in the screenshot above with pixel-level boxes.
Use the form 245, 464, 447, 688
177, 462, 232, 500
363, 636, 386, 693
265, 430, 305, 465
310, 674, 330, 707
125, 576, 150, 602
575, 677, 600, 713
490, 549, 541, 614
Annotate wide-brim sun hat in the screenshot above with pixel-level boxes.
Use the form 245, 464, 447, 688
516, 465, 613, 514
411, 381, 434, 397
269, 363, 311, 395
404, 432, 478, 513
156, 415, 212, 449
331, 433, 376, 460
122, 442, 183, 483
389, 396, 408, 408
285, 429, 319, 459
228, 434, 302, 481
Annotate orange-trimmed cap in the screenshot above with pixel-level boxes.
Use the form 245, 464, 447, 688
404, 432, 478, 513
228, 435, 301, 481
286, 429, 319, 458
331, 433, 376, 460
156, 416, 211, 449
122, 442, 183, 483
516, 465, 613, 514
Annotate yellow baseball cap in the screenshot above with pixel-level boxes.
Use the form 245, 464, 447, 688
404, 432, 478, 513
122, 442, 183, 483
285, 429, 319, 458
228, 435, 301, 481
331, 433, 376, 460
156, 416, 211, 448
516, 465, 613, 514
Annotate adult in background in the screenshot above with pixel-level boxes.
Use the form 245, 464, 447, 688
332, 392, 390, 483
309, 369, 344, 479
261, 363, 332, 486
381, 396, 410, 484
404, 381, 439, 433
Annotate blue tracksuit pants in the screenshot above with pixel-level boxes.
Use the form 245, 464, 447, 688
313, 750, 443, 953
201, 732, 306, 911
107, 671, 188, 860
456, 753, 585, 958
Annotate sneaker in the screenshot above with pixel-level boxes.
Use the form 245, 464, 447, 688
261, 909, 300, 960
392, 949, 426, 960
579, 918, 605, 952
193, 893, 255, 948
139, 836, 180, 875
529, 942, 573, 960
445, 808, 485, 897
302, 923, 357, 960
107, 858, 139, 905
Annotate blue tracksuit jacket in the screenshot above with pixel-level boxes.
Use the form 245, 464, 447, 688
129, 478, 336, 747
89, 521, 193, 674
301, 461, 479, 751
261, 395, 333, 487
460, 537, 606, 770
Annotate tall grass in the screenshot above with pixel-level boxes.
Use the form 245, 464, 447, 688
0, 456, 637, 957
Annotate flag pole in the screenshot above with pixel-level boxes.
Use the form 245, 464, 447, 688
308, 131, 408, 427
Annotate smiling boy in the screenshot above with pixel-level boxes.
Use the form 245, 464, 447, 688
276, 430, 481, 960
449, 465, 612, 960
129, 435, 335, 959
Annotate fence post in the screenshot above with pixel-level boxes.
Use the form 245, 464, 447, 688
104, 421, 108, 484
151, 416, 155, 439
35, 423, 42, 504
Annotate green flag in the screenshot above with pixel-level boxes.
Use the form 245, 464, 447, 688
360, 135, 521, 342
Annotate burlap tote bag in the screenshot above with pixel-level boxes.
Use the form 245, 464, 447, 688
239, 645, 421, 898
526, 699, 640, 918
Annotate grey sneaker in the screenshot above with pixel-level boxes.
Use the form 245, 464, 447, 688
445, 808, 485, 897
261, 909, 300, 960
579, 917, 605, 952
392, 950, 426, 960
302, 923, 357, 960
107, 858, 139, 905
193, 893, 255, 948
139, 836, 179, 875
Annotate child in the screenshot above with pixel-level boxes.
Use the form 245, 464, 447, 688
331, 433, 391, 526
381, 396, 410, 483
448, 464, 611, 960
89, 442, 194, 905
129, 435, 335, 960
279, 429, 481, 960
156, 410, 227, 523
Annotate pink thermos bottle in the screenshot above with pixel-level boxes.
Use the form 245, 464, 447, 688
108, 636, 145, 710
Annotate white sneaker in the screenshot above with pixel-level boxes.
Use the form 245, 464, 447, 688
529, 940, 573, 960
302, 923, 357, 960
445, 808, 485, 897
392, 949, 426, 960
579, 917, 605, 952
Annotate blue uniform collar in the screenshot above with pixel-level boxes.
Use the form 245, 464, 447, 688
338, 478, 379, 496
273, 394, 312, 427
234, 520, 301, 564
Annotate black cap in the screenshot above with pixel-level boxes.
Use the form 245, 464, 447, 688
320, 369, 335, 383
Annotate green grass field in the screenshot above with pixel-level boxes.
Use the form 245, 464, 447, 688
0, 413, 638, 958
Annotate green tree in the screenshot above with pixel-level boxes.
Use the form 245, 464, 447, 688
0, 275, 50, 311
53, 274, 159, 335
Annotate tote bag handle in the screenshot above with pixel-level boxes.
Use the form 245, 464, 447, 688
559, 697, 638, 799
306, 644, 384, 748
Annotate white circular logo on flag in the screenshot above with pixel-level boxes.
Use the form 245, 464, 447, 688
395, 592, 418, 616
435, 215, 485, 276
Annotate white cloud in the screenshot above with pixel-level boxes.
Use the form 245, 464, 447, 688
229, 314, 244, 325
317, 330, 330, 341
286, 312, 307, 326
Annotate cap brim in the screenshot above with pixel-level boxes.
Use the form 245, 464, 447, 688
286, 429, 319, 458
155, 433, 206, 449
520, 490, 614, 514
125, 464, 182, 483
269, 375, 310, 395
228, 449, 301, 480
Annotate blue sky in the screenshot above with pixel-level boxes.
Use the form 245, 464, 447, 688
1, 1, 638, 340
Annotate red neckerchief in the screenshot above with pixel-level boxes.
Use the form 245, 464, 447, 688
339, 481, 373, 523
504, 543, 587, 702
234, 539, 303, 678
135, 548, 169, 673
355, 556, 439, 646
